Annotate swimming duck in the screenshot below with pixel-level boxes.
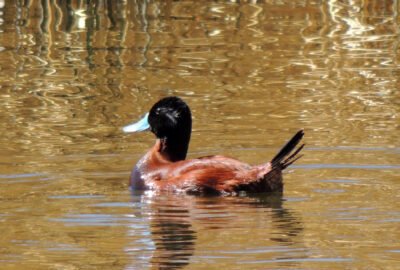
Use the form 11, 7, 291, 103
123, 96, 304, 195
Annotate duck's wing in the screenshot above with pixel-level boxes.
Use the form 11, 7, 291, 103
157, 156, 276, 195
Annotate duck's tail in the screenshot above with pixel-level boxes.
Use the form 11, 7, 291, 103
271, 129, 305, 170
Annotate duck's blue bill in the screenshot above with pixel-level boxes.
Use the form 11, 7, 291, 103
123, 113, 150, 133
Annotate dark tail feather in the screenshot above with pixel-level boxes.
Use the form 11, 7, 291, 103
271, 129, 304, 170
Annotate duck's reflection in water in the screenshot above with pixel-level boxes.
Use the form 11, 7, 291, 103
149, 197, 196, 269
127, 191, 303, 269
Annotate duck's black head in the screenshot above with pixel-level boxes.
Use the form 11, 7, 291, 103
123, 96, 192, 162
148, 96, 192, 141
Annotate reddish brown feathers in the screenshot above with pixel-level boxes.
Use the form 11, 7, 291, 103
131, 130, 304, 195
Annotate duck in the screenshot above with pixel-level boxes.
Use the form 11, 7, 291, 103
123, 96, 304, 195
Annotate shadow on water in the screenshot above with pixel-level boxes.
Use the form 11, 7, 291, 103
131, 191, 303, 269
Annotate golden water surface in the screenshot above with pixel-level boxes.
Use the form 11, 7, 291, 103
0, 1, 399, 269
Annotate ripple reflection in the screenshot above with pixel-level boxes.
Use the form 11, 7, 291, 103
127, 192, 303, 269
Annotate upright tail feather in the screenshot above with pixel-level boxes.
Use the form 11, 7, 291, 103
271, 129, 305, 170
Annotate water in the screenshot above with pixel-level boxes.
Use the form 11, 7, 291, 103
0, 1, 399, 269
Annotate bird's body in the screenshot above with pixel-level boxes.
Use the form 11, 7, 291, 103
123, 96, 304, 195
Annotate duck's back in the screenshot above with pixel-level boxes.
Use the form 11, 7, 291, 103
140, 155, 282, 195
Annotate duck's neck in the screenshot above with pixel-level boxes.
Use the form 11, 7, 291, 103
157, 134, 190, 162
